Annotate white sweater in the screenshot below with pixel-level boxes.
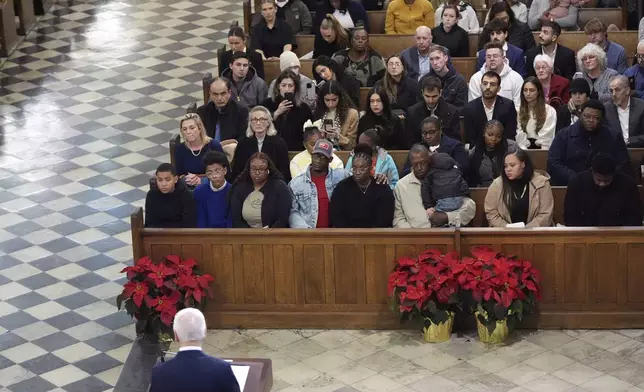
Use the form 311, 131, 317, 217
515, 104, 557, 150
468, 60, 523, 107
434, 4, 480, 33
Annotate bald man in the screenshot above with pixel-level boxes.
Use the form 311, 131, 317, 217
624, 40, 644, 100
604, 75, 644, 147
400, 26, 433, 81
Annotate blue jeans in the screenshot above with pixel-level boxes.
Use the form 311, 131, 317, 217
435, 197, 463, 213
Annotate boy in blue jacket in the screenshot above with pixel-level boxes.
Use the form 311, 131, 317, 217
193, 151, 232, 228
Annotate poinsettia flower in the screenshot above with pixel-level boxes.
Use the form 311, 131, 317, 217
387, 271, 408, 296
175, 274, 198, 289
120, 257, 154, 279
196, 274, 214, 289
166, 255, 197, 276
122, 281, 149, 307
148, 263, 177, 287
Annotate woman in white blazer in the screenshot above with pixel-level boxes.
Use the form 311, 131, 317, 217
515, 76, 556, 150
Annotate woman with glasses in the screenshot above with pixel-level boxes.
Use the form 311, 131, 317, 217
331, 23, 385, 87
329, 143, 395, 227
533, 54, 569, 110
374, 54, 420, 112
230, 106, 291, 182
175, 113, 225, 188
573, 43, 619, 105
431, 5, 469, 58
229, 152, 292, 228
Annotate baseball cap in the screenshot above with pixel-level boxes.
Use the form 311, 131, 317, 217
312, 139, 333, 158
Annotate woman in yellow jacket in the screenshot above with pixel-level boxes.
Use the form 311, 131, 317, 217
385, 0, 434, 34
484, 149, 554, 227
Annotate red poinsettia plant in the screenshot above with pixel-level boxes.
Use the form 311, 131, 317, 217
116, 255, 214, 338
459, 247, 541, 334
388, 249, 462, 327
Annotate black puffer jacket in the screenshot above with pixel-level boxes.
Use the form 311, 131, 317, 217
421, 153, 469, 208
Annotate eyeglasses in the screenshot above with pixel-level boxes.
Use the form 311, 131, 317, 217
250, 166, 268, 173
581, 55, 597, 62
250, 118, 269, 123
534, 65, 550, 71
388, 62, 403, 68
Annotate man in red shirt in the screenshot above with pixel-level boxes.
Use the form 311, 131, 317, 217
289, 139, 347, 228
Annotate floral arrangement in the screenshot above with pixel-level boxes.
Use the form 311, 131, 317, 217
117, 255, 214, 339
459, 247, 541, 334
388, 249, 461, 327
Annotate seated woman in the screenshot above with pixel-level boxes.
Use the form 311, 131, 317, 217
250, 0, 295, 60
533, 54, 570, 109
175, 113, 225, 188
220, 23, 265, 80
484, 149, 554, 227
434, 0, 480, 33
313, 14, 350, 59
357, 88, 405, 149
345, 129, 399, 189
313, 81, 359, 151
515, 77, 557, 150
314, 0, 369, 32
290, 127, 345, 178
261, 69, 314, 151
330, 143, 395, 227
468, 120, 518, 187
193, 151, 232, 228
527, 0, 579, 31
312, 55, 361, 108
481, 1, 535, 52
432, 5, 470, 58
574, 43, 620, 105
231, 106, 291, 182
332, 23, 386, 88
145, 163, 197, 228
374, 54, 420, 112
229, 152, 292, 228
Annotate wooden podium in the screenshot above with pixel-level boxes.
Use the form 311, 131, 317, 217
227, 358, 273, 392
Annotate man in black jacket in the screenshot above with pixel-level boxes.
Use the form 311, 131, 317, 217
145, 163, 197, 228
405, 76, 460, 146
462, 71, 517, 144
197, 78, 249, 142
564, 154, 643, 227
421, 44, 468, 107
525, 21, 576, 80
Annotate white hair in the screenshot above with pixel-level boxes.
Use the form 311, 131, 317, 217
610, 74, 630, 90
638, 40, 644, 51
533, 54, 553, 71
173, 308, 207, 342
576, 43, 607, 72
246, 105, 278, 138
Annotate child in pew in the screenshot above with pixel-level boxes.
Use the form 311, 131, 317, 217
145, 164, 197, 229
193, 151, 233, 228
420, 152, 469, 219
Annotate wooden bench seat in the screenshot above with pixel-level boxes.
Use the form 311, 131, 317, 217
131, 207, 644, 330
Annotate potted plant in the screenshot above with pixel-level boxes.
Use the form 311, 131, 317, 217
388, 249, 462, 343
459, 247, 541, 343
117, 255, 214, 343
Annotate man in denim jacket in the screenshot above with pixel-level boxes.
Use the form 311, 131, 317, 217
289, 139, 346, 228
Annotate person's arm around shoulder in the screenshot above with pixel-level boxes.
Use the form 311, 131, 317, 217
375, 185, 396, 227
484, 177, 510, 227
271, 179, 293, 228
526, 177, 554, 227
392, 182, 412, 228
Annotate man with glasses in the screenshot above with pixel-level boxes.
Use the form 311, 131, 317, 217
468, 42, 523, 107
624, 40, 644, 100
197, 77, 249, 142
548, 99, 632, 186
193, 151, 233, 228
475, 18, 526, 77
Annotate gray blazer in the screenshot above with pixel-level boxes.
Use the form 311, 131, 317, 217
604, 97, 644, 147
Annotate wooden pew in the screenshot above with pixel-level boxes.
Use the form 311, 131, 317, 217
293, 31, 638, 59
131, 207, 644, 330
0, 0, 19, 57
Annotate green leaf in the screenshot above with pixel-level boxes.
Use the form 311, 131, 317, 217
116, 294, 123, 310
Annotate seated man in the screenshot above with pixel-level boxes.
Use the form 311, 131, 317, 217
149, 308, 240, 392
468, 42, 523, 107
564, 154, 643, 227
290, 127, 344, 179
556, 78, 590, 133
462, 71, 518, 144
548, 100, 632, 186
145, 163, 197, 228
624, 40, 644, 100
402, 116, 468, 177
289, 139, 346, 228
400, 26, 433, 81
220, 52, 268, 108
525, 21, 576, 80
197, 78, 249, 142
605, 75, 644, 148
405, 76, 460, 145
193, 151, 232, 228
394, 144, 476, 228
422, 44, 468, 107
385, 0, 435, 35
475, 18, 526, 77
584, 17, 627, 74
266, 51, 317, 109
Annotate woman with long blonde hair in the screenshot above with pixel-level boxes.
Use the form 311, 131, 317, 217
313, 14, 350, 58
175, 113, 225, 187
515, 77, 557, 150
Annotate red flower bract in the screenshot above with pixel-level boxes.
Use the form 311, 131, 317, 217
147, 263, 176, 288
122, 281, 148, 307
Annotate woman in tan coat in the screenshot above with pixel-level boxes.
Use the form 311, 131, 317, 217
484, 149, 554, 227
313, 80, 359, 151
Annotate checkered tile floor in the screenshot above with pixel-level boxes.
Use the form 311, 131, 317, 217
0, 0, 241, 390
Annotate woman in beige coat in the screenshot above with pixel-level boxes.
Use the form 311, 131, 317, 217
484, 149, 554, 227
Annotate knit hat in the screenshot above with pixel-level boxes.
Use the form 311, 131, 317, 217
312, 139, 333, 158
280, 51, 300, 71
570, 78, 591, 95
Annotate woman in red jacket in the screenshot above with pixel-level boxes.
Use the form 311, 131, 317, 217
534, 54, 570, 110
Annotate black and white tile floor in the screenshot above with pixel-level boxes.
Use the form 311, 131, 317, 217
0, 0, 240, 390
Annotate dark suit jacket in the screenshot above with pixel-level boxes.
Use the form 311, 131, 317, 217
462, 96, 517, 144
525, 44, 576, 80
150, 350, 240, 392
476, 44, 525, 77
405, 99, 460, 147
197, 100, 249, 142
604, 97, 644, 147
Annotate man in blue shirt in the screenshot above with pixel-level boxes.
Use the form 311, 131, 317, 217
624, 40, 644, 99
193, 151, 233, 228
584, 18, 627, 74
